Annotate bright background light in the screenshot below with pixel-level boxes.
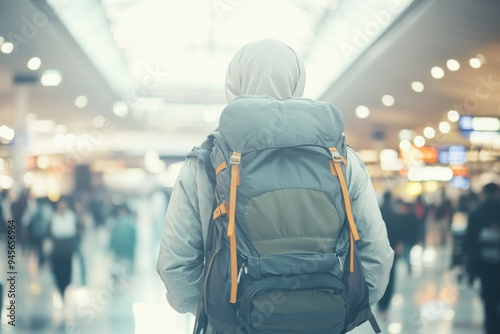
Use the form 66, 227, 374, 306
411, 81, 424, 92
355, 106, 370, 119
431, 66, 445, 79
41, 70, 62, 86
27, 57, 42, 70
446, 59, 460, 71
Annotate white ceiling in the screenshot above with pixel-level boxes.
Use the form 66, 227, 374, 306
0, 0, 499, 160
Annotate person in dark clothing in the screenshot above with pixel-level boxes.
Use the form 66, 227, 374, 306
464, 182, 500, 334
413, 195, 428, 247
398, 200, 419, 275
49, 198, 78, 304
377, 191, 402, 318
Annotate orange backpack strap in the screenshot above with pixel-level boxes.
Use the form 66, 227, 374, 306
228, 152, 241, 303
329, 148, 360, 273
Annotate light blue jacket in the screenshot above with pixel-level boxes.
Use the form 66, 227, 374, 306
157, 146, 394, 315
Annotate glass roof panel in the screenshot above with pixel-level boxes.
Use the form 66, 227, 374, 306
54, 0, 414, 104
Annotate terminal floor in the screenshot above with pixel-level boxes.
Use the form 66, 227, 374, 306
1, 224, 486, 334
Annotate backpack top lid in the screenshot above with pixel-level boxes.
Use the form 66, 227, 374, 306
217, 95, 345, 153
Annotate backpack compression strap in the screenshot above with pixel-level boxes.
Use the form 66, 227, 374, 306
228, 152, 241, 303
329, 148, 360, 272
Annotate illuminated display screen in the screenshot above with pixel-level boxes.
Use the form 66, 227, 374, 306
438, 145, 467, 164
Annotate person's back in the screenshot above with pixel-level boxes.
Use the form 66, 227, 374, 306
156, 38, 393, 334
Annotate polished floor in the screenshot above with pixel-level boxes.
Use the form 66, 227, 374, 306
0, 221, 486, 334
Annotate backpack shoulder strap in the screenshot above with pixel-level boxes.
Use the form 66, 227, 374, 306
187, 136, 216, 188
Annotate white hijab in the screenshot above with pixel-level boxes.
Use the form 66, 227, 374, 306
225, 39, 306, 102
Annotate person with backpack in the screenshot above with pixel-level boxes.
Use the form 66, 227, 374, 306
464, 182, 500, 334
156, 38, 394, 334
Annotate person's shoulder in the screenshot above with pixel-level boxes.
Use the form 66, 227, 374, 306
346, 147, 367, 170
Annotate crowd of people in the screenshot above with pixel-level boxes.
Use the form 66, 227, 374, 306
0, 180, 498, 332
377, 183, 500, 333
0, 187, 170, 315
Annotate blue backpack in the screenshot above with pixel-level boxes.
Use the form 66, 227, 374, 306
191, 96, 380, 334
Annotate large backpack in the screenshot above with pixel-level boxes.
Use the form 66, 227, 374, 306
191, 96, 380, 334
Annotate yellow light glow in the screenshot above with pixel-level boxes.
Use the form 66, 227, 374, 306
405, 182, 422, 197
37, 155, 51, 169
423, 181, 439, 193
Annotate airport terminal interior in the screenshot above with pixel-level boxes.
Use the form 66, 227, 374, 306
0, 0, 499, 333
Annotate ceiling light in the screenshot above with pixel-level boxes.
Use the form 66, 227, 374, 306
439, 121, 451, 133
413, 135, 425, 147
381, 95, 395, 107
41, 70, 62, 86
411, 81, 424, 92
431, 66, 445, 79
355, 106, 370, 119
446, 59, 460, 71
113, 101, 129, 117
27, 57, 42, 70
399, 140, 411, 151
0, 42, 14, 54
75, 95, 88, 108
447, 110, 460, 122
469, 58, 481, 69
423, 127, 435, 139
0, 36, 4, 45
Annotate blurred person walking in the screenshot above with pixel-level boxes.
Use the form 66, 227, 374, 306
74, 201, 94, 285
464, 182, 500, 334
377, 191, 403, 320
109, 204, 137, 280
12, 187, 30, 254
413, 195, 428, 248
397, 200, 419, 275
27, 197, 53, 269
49, 197, 78, 306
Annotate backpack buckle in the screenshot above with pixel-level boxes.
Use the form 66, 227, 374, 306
230, 152, 241, 165
330, 150, 343, 163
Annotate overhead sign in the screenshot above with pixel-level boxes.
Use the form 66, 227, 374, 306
459, 116, 500, 132
438, 145, 467, 164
